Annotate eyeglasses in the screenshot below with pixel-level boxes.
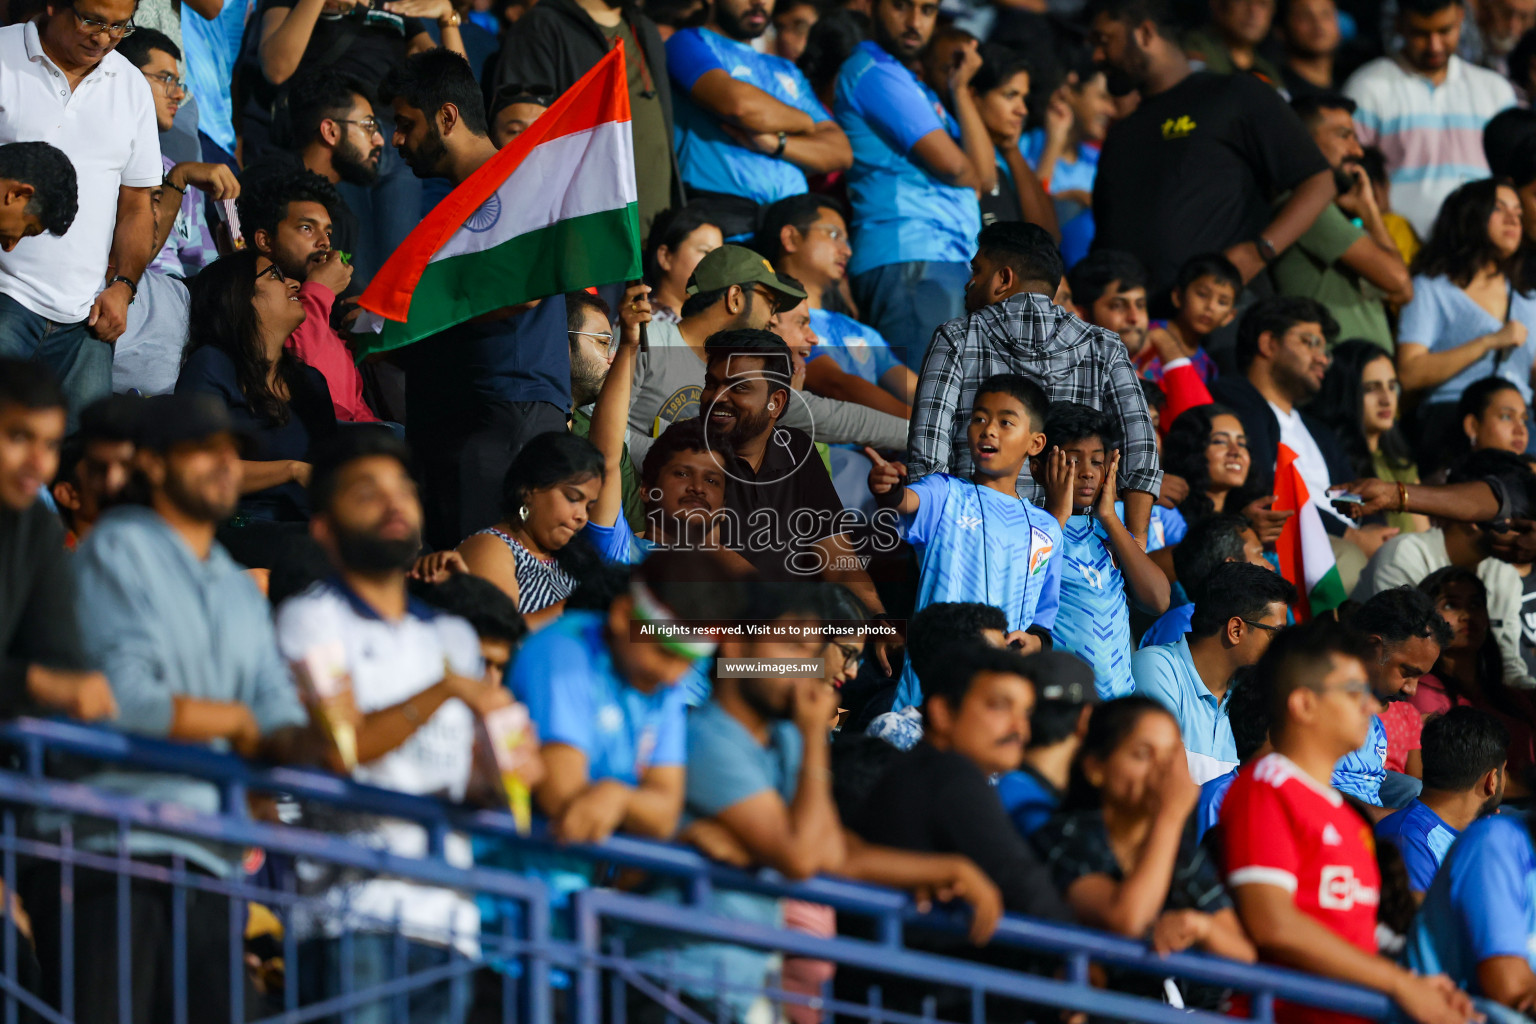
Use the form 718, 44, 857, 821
808, 223, 846, 242
569, 329, 619, 360
259, 263, 286, 283
1240, 619, 1282, 633
1290, 332, 1329, 353
826, 641, 862, 670
71, 8, 135, 36
142, 70, 185, 94
332, 117, 381, 135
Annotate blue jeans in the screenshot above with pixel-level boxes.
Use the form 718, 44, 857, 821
337, 142, 424, 290
0, 292, 110, 428
298, 934, 471, 1024
851, 260, 972, 371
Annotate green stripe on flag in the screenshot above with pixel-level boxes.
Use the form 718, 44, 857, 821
1309, 565, 1347, 617
359, 203, 641, 356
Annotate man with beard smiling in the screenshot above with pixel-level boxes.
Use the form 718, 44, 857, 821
1087, 0, 1335, 320
275, 428, 514, 1022
699, 328, 888, 615
665, 0, 851, 235
1273, 93, 1413, 353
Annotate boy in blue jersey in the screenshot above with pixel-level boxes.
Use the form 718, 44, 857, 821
1331, 587, 1447, 814
833, 0, 997, 369
1405, 811, 1536, 1017
1034, 403, 1170, 699
867, 373, 1063, 709
665, 0, 851, 227
1378, 708, 1507, 896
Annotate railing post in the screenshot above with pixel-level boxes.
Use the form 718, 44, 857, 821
572, 890, 602, 1024
525, 881, 553, 1024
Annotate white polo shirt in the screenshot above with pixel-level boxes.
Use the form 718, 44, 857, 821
275, 579, 486, 955
0, 22, 161, 323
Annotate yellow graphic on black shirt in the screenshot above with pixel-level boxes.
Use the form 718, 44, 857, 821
1161, 115, 1197, 139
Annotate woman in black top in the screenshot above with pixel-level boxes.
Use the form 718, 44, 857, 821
178, 249, 338, 525
1033, 698, 1255, 975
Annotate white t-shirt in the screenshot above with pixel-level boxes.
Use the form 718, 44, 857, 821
275, 580, 485, 955
1268, 400, 1352, 528
0, 22, 162, 322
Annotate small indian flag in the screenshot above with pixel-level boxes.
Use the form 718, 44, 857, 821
355, 44, 641, 355
1273, 443, 1347, 621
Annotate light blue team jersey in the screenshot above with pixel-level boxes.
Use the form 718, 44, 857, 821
182, 1, 246, 153
482, 611, 690, 918
666, 28, 828, 204
808, 307, 901, 386
1018, 129, 1101, 197
634, 701, 803, 1023
1194, 768, 1238, 841
1140, 603, 1195, 649
1377, 798, 1460, 892
834, 41, 980, 275
893, 474, 1063, 710
1051, 508, 1152, 700
1407, 814, 1536, 993
1332, 713, 1387, 805
1131, 638, 1239, 784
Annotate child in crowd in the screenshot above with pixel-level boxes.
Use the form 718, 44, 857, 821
1141, 253, 1241, 384
868, 373, 1064, 710
1035, 403, 1170, 699
863, 601, 1009, 749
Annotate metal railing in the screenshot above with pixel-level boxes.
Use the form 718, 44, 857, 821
0, 717, 1394, 1024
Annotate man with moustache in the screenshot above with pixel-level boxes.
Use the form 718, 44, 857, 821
664, 0, 851, 237
42, 392, 325, 1021
380, 49, 572, 547
238, 68, 378, 266
493, 0, 679, 235
1087, 0, 1335, 322
237, 171, 379, 422
276, 429, 512, 1023
1273, 93, 1413, 353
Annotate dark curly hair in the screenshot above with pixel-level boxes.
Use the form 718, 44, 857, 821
184, 250, 310, 426
1162, 403, 1260, 524
0, 142, 78, 237
235, 169, 344, 245
1315, 340, 1416, 478
1412, 178, 1524, 289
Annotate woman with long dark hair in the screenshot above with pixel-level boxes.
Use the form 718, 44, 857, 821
452, 431, 606, 628
1416, 566, 1536, 797
643, 205, 724, 324
1315, 340, 1427, 533
1033, 697, 1254, 1000
1161, 404, 1259, 530
178, 249, 337, 523
969, 43, 1058, 237
1396, 179, 1532, 453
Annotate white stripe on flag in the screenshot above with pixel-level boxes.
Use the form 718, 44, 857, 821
431, 122, 637, 265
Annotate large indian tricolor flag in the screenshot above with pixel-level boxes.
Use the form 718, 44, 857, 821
355, 44, 641, 355
1273, 443, 1347, 621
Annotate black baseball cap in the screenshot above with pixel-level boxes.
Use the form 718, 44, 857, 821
1018, 650, 1097, 705
135, 393, 251, 454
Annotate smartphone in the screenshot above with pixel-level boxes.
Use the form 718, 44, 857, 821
1328, 492, 1364, 505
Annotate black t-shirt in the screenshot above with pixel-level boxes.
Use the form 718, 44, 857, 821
718, 424, 847, 581
256, 0, 426, 96
1092, 71, 1328, 297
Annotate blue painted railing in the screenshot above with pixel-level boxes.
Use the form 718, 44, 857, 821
0, 717, 1394, 1024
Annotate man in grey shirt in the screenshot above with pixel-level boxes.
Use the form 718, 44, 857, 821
23, 392, 325, 1022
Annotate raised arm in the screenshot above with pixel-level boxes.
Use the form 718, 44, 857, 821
590, 285, 649, 529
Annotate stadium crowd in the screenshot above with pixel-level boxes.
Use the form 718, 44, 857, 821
14, 0, 1536, 1015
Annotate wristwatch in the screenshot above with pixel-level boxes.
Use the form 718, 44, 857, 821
108, 275, 138, 303
773, 131, 788, 158
438, 9, 460, 27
